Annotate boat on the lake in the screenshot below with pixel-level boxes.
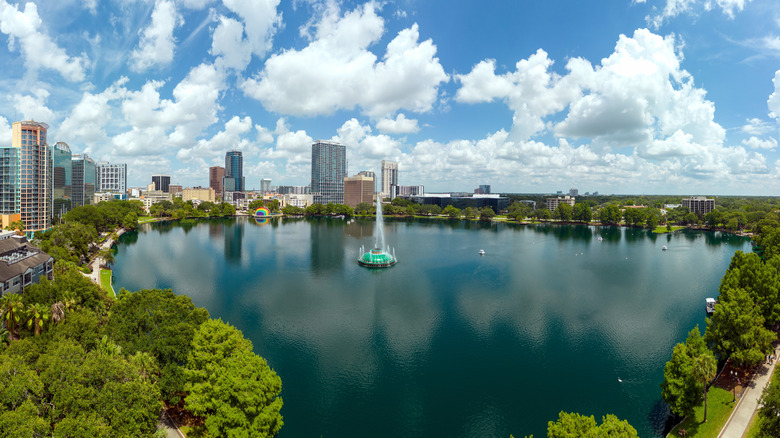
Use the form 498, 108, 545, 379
705, 298, 717, 315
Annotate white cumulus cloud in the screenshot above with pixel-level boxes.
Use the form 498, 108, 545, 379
0, 0, 89, 81
130, 0, 182, 72
376, 113, 419, 134
646, 0, 752, 28
241, 2, 448, 118
742, 136, 777, 150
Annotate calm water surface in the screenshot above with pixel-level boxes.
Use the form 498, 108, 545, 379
113, 217, 751, 437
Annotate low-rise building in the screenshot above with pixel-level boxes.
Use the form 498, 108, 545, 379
546, 196, 575, 211
182, 187, 216, 203
0, 236, 53, 296
284, 194, 313, 208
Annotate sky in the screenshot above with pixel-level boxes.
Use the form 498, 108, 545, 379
0, 0, 779, 195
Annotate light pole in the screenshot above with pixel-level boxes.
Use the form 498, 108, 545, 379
730, 370, 736, 402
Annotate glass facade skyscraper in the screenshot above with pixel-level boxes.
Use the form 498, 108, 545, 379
52, 142, 72, 218
224, 150, 244, 192
311, 141, 347, 205
72, 154, 96, 207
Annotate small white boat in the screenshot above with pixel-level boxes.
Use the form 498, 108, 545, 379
478, 249, 485, 255
598, 236, 603, 242
705, 298, 717, 315
662, 246, 668, 251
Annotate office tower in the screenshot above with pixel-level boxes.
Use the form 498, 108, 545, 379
97, 162, 127, 195
682, 196, 715, 215
343, 175, 374, 208
225, 150, 244, 192
2, 121, 52, 234
209, 166, 225, 194
381, 160, 398, 198
261, 178, 272, 193
72, 154, 96, 207
480, 184, 492, 194
357, 171, 376, 193
52, 142, 72, 218
152, 175, 171, 192
311, 141, 347, 205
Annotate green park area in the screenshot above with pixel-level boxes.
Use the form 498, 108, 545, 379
667, 387, 734, 437
100, 268, 115, 298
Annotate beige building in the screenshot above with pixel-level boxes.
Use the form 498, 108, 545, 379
183, 187, 216, 203
682, 196, 715, 215
546, 196, 575, 211
11, 121, 52, 234
344, 175, 374, 208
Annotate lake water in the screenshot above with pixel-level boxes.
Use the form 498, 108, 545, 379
113, 217, 751, 437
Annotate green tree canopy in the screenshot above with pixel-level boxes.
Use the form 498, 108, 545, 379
704, 287, 776, 366
184, 319, 283, 438
547, 411, 637, 438
573, 203, 592, 223
661, 326, 709, 417
598, 204, 622, 225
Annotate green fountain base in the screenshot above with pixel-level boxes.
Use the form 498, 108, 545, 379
358, 248, 397, 268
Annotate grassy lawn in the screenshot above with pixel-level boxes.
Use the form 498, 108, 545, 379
138, 216, 156, 224
667, 387, 735, 437
99, 269, 115, 298
654, 225, 687, 233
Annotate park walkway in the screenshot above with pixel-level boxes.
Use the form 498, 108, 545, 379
718, 345, 779, 438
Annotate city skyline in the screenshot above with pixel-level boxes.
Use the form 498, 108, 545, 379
0, 1, 778, 194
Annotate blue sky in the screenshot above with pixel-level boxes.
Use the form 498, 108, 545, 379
0, 0, 779, 195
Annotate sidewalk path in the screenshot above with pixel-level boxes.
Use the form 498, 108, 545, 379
718, 346, 779, 438
81, 228, 126, 287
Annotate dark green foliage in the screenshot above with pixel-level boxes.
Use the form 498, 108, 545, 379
480, 206, 495, 221
759, 370, 780, 437
36, 221, 98, 264
704, 287, 775, 366
546, 411, 637, 437
282, 205, 305, 215
573, 203, 592, 223
22, 263, 110, 315
554, 203, 572, 221
597, 204, 622, 225
106, 288, 209, 403
185, 319, 283, 438
661, 327, 709, 417
719, 251, 780, 327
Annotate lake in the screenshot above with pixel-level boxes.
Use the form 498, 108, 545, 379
112, 217, 751, 437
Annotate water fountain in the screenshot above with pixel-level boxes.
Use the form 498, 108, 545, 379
357, 199, 397, 268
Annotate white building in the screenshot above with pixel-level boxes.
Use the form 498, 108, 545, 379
97, 162, 127, 195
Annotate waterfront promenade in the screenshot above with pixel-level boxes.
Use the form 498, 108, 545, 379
718, 345, 779, 438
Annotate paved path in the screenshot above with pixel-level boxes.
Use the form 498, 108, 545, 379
718, 346, 779, 438
81, 229, 125, 287
158, 409, 186, 438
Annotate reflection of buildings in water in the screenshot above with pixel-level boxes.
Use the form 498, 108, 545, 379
310, 218, 344, 271
225, 220, 244, 264
208, 220, 224, 241
342, 220, 373, 240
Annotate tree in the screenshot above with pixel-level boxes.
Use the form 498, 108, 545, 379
758, 371, 780, 437
4, 220, 25, 236
547, 411, 637, 438
185, 319, 283, 438
573, 203, 592, 223
463, 207, 475, 219
718, 251, 780, 327
704, 288, 776, 366
0, 294, 25, 340
443, 205, 461, 218
598, 205, 622, 225
480, 207, 495, 221
554, 203, 573, 221
106, 289, 209, 403
692, 349, 717, 422
282, 205, 304, 215
25, 303, 50, 336
535, 208, 551, 221
661, 327, 708, 418
355, 202, 373, 215
122, 212, 138, 230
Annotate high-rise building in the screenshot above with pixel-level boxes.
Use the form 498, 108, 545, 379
311, 141, 347, 205
72, 154, 96, 208
682, 196, 715, 215
96, 162, 127, 195
261, 178, 272, 193
224, 150, 244, 192
343, 175, 374, 208
546, 196, 575, 211
52, 142, 72, 218
480, 184, 492, 194
152, 175, 171, 193
391, 185, 424, 199
3, 121, 53, 235
381, 160, 398, 198
209, 166, 225, 195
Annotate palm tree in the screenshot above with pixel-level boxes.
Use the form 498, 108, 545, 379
50, 301, 66, 325
0, 293, 25, 340
692, 351, 717, 422
26, 303, 50, 336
